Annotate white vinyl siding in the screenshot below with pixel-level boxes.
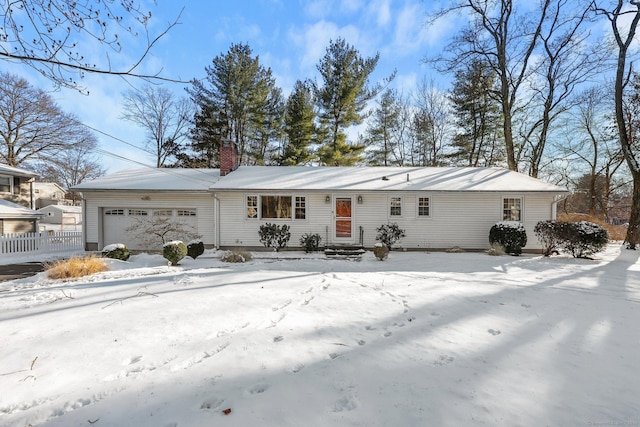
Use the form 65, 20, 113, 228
218, 191, 556, 251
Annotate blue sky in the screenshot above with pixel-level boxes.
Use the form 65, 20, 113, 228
2, 0, 459, 172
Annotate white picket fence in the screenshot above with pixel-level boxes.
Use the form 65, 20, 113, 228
0, 231, 83, 257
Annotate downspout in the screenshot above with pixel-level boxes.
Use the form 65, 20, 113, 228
552, 193, 571, 219
213, 193, 220, 249
29, 179, 34, 209
81, 197, 87, 251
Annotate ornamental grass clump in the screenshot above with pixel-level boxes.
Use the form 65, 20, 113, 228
163, 240, 187, 266
373, 243, 389, 261
47, 255, 108, 280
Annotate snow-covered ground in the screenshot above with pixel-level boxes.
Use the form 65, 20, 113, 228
1, 245, 639, 427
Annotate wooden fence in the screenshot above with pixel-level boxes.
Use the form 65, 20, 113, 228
0, 231, 83, 257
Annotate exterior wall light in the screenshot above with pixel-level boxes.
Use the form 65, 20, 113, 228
357, 195, 363, 204
325, 195, 331, 203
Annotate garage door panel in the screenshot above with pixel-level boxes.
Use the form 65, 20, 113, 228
103, 208, 199, 251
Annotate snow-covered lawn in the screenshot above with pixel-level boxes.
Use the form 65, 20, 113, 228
1, 245, 639, 427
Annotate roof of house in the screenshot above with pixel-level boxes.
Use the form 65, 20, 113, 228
0, 163, 37, 178
210, 166, 569, 193
0, 199, 43, 218
72, 168, 221, 191
37, 205, 82, 214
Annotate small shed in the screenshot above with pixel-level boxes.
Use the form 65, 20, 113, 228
37, 205, 82, 226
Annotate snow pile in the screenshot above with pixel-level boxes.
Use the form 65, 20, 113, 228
0, 244, 639, 426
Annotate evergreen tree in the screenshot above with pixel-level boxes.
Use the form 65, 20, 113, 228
448, 59, 503, 167
279, 80, 316, 165
313, 38, 392, 166
187, 43, 282, 166
365, 89, 403, 166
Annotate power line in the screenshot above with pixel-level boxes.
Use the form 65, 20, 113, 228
86, 125, 220, 185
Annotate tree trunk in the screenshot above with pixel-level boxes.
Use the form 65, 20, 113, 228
626, 171, 640, 248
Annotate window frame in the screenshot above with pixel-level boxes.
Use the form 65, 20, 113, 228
0, 175, 12, 194
245, 194, 307, 221
104, 209, 125, 216
502, 196, 524, 222
246, 195, 258, 219
128, 209, 148, 216
153, 209, 173, 217
389, 196, 403, 218
416, 195, 431, 218
177, 209, 197, 217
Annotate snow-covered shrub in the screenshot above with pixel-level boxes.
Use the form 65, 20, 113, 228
101, 243, 130, 261
489, 222, 527, 255
220, 250, 253, 263
187, 240, 205, 260
534, 220, 562, 256
375, 223, 406, 250
300, 233, 322, 253
163, 240, 187, 266
373, 242, 389, 261
258, 223, 291, 251
559, 221, 609, 258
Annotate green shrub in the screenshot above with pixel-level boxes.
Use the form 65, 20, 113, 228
101, 244, 130, 261
220, 250, 253, 263
187, 240, 205, 259
163, 240, 187, 266
375, 223, 406, 249
489, 222, 527, 255
373, 243, 389, 261
534, 220, 609, 258
258, 223, 291, 251
300, 233, 322, 253
534, 220, 562, 256
560, 221, 609, 258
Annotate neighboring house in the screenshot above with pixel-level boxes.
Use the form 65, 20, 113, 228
0, 199, 43, 235
74, 143, 569, 252
38, 205, 82, 227
33, 182, 68, 208
0, 163, 37, 209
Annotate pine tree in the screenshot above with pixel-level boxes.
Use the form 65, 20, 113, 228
279, 80, 316, 165
448, 59, 503, 167
314, 38, 392, 166
187, 43, 282, 166
365, 89, 403, 166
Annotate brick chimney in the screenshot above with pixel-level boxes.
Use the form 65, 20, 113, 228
220, 139, 238, 176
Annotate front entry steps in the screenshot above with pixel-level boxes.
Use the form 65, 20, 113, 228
324, 245, 366, 259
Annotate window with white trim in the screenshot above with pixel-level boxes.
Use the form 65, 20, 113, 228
418, 196, 430, 217
247, 195, 258, 218
128, 209, 148, 216
105, 209, 124, 216
0, 176, 11, 193
177, 209, 197, 217
390, 196, 402, 217
262, 195, 292, 219
295, 196, 306, 220
502, 197, 523, 221
153, 209, 173, 217
246, 195, 307, 220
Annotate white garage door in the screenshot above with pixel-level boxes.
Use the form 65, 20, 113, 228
102, 208, 198, 250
